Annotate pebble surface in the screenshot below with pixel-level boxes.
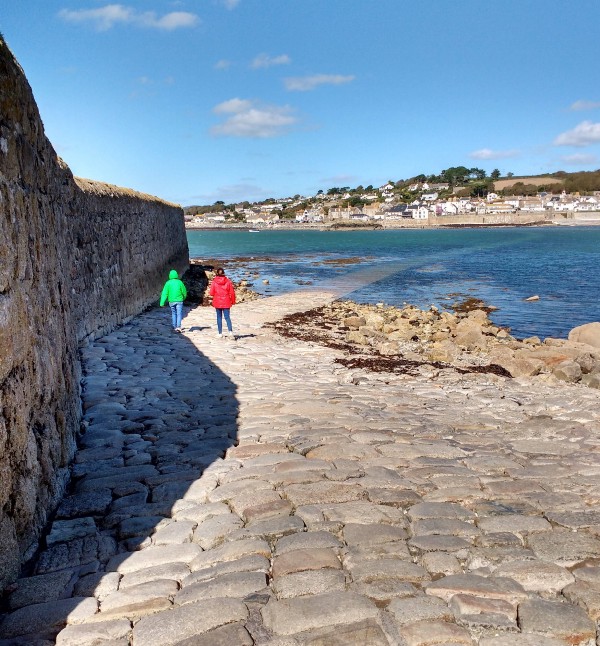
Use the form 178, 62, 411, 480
2, 290, 600, 645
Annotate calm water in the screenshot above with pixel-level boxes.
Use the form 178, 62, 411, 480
187, 227, 600, 339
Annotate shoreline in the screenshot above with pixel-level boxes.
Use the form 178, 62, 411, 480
185, 213, 600, 232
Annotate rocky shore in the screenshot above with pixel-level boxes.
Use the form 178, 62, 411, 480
267, 300, 600, 389
1, 291, 600, 645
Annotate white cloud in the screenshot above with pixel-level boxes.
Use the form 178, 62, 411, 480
211, 98, 298, 138
284, 74, 355, 91
213, 98, 253, 114
58, 4, 199, 31
569, 100, 600, 111
215, 59, 232, 70
251, 53, 291, 69
554, 121, 600, 147
130, 75, 175, 99
560, 153, 598, 165
150, 11, 198, 30
468, 148, 520, 160
220, 0, 241, 9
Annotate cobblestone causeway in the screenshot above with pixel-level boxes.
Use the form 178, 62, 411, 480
2, 291, 600, 645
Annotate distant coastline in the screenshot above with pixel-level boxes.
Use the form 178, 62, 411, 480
185, 212, 600, 232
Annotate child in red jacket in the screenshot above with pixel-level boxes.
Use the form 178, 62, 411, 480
209, 267, 236, 338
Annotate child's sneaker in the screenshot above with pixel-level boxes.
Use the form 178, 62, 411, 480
217, 332, 223, 338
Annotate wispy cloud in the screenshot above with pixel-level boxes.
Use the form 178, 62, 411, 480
554, 121, 600, 147
284, 74, 355, 92
219, 0, 241, 9
59, 4, 199, 31
468, 148, 520, 160
251, 53, 291, 69
560, 153, 598, 165
211, 98, 299, 138
130, 75, 175, 98
569, 100, 600, 111
215, 59, 232, 70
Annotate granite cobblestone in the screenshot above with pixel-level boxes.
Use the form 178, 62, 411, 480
2, 291, 600, 644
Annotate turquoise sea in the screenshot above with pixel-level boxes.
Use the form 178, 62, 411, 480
187, 227, 600, 340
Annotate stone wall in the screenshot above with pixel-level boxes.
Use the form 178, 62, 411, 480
382, 213, 551, 228
68, 178, 188, 342
0, 39, 188, 588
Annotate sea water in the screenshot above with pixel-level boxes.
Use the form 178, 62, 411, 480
187, 227, 600, 339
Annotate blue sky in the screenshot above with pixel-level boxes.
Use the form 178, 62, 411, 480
2, 0, 600, 205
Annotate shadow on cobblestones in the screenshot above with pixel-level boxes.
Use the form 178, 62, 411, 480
0, 307, 239, 643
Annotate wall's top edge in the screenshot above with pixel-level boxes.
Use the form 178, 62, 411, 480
74, 176, 181, 208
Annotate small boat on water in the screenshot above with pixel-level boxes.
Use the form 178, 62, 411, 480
248, 229, 260, 233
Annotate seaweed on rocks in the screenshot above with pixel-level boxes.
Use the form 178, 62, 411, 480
265, 304, 512, 378
335, 355, 511, 377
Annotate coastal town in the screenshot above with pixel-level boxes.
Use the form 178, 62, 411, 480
186, 172, 600, 228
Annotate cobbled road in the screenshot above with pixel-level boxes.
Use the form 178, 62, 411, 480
2, 291, 600, 646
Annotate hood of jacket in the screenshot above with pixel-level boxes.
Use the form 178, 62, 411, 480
169, 269, 179, 279
213, 275, 228, 285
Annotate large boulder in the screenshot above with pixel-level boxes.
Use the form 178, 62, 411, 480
467, 309, 490, 325
377, 341, 400, 356
581, 374, 600, 389
454, 319, 486, 351
365, 313, 385, 330
488, 347, 545, 378
575, 353, 597, 374
568, 322, 600, 349
388, 322, 418, 342
428, 340, 460, 364
526, 347, 573, 370
553, 360, 582, 383
358, 326, 379, 339
346, 330, 369, 345
343, 316, 366, 330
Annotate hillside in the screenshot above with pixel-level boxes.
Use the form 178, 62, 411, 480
493, 176, 564, 191
185, 169, 600, 215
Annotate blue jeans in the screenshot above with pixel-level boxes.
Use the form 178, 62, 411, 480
215, 308, 232, 334
169, 301, 183, 329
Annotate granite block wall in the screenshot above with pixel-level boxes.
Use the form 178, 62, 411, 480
0, 38, 188, 588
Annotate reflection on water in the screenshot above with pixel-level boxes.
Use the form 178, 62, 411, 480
187, 227, 600, 339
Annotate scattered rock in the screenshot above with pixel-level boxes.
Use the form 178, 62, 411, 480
568, 321, 600, 348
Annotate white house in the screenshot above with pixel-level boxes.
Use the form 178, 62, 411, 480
409, 206, 429, 219
441, 202, 460, 215
548, 200, 575, 211
486, 202, 514, 214
260, 203, 281, 213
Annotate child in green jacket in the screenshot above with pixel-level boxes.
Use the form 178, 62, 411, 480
160, 269, 187, 331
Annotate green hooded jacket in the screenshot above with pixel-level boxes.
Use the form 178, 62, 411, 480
160, 270, 187, 306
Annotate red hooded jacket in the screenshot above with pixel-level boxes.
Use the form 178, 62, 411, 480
209, 275, 236, 309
